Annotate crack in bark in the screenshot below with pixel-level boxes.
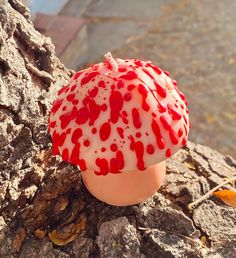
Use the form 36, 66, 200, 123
0, 104, 40, 146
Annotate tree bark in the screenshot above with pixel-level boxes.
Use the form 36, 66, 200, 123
0, 1, 235, 257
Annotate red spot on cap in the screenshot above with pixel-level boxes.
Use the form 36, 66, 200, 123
71, 128, 82, 144
110, 151, 124, 173
110, 143, 118, 152
58, 85, 68, 95
172, 80, 177, 86
178, 128, 183, 137
142, 68, 155, 80
89, 87, 98, 98
164, 71, 170, 76
119, 71, 138, 80
134, 60, 143, 67
69, 143, 81, 165
109, 91, 123, 123
49, 121, 56, 129
72, 99, 79, 105
147, 144, 154, 154
75, 106, 89, 125
81, 71, 100, 86
182, 137, 187, 146
160, 115, 171, 130
138, 84, 150, 111
88, 99, 101, 126
104, 59, 113, 70
151, 119, 165, 149
101, 104, 107, 111
124, 92, 132, 101
169, 128, 178, 145
132, 108, 142, 129
122, 117, 129, 124
66, 94, 75, 102
52, 131, 65, 155
92, 127, 97, 134
118, 67, 127, 72
95, 158, 109, 175
150, 64, 162, 75
51, 99, 63, 114
167, 104, 182, 120
70, 84, 76, 92
78, 159, 87, 171
176, 88, 186, 101
183, 115, 188, 125
157, 102, 167, 113
166, 149, 171, 157
60, 106, 78, 129
134, 141, 145, 170
66, 128, 71, 134
82, 96, 90, 105
128, 84, 136, 91
83, 139, 90, 147
73, 71, 84, 80
62, 148, 69, 161
122, 110, 128, 117
117, 80, 124, 88
98, 80, 106, 88
99, 122, 111, 141
117, 127, 124, 139
154, 81, 167, 98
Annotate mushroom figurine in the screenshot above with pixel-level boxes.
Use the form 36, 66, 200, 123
48, 52, 190, 206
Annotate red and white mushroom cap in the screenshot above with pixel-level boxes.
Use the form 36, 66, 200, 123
48, 53, 190, 175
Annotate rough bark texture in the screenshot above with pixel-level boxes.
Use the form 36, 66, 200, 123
0, 1, 236, 257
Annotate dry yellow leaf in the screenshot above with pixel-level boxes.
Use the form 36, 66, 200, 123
185, 162, 196, 170
49, 230, 77, 246
213, 190, 236, 207
200, 236, 207, 245
48, 218, 86, 246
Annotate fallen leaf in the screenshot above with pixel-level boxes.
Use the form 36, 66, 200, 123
12, 227, 26, 252
213, 190, 236, 207
185, 162, 196, 170
49, 230, 77, 246
48, 218, 86, 246
200, 236, 207, 245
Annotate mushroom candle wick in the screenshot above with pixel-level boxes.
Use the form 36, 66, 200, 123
104, 52, 118, 72
48, 53, 190, 206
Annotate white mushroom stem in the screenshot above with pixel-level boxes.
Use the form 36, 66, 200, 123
187, 175, 236, 210
104, 52, 118, 72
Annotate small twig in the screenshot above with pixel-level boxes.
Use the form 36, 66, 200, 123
138, 227, 202, 247
188, 175, 236, 210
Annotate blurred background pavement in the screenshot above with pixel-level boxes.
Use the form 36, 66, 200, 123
26, 0, 236, 159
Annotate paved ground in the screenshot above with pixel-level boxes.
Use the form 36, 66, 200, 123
62, 0, 236, 159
